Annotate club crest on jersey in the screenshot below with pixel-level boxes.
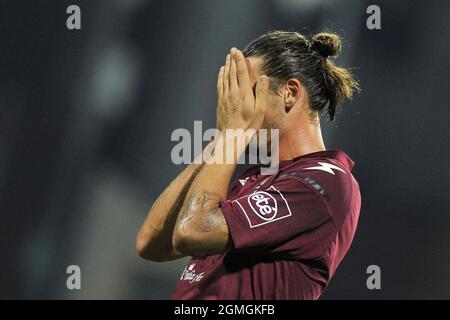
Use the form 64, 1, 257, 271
234, 185, 292, 228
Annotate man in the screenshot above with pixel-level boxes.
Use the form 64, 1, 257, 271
136, 31, 361, 299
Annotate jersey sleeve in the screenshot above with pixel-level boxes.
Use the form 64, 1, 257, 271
220, 175, 334, 258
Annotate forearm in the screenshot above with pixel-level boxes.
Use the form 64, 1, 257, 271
163, 47, 268, 258
136, 163, 201, 261
182, 135, 240, 202
136, 139, 216, 261
173, 134, 247, 256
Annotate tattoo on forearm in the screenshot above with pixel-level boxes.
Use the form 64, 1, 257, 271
175, 190, 229, 256
177, 191, 224, 233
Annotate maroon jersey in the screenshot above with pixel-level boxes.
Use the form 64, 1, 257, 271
172, 150, 361, 300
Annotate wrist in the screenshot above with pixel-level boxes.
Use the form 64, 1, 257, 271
211, 130, 252, 165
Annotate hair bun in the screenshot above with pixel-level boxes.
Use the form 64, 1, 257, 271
311, 33, 341, 58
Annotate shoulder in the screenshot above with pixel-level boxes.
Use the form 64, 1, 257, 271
275, 151, 361, 226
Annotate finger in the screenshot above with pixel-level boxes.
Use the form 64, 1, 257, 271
223, 54, 231, 97
229, 48, 239, 95
255, 76, 269, 112
217, 66, 224, 97
235, 49, 252, 92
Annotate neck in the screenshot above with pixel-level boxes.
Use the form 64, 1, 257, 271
277, 115, 326, 161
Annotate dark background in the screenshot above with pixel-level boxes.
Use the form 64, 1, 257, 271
0, 0, 449, 299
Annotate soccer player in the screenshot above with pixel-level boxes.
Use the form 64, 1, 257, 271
136, 31, 361, 300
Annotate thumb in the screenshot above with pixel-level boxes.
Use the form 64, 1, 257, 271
255, 76, 269, 112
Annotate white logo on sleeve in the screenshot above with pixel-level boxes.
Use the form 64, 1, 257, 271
305, 162, 345, 175
248, 192, 278, 221
234, 185, 292, 228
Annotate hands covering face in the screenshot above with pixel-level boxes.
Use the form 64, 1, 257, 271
216, 48, 269, 132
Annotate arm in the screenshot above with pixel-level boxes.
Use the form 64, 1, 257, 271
136, 139, 216, 262
172, 48, 269, 257
172, 150, 237, 257
136, 162, 201, 261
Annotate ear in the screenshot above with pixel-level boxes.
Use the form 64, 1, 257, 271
284, 78, 302, 111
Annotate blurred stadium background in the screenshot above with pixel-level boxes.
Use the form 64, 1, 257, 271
0, 0, 449, 299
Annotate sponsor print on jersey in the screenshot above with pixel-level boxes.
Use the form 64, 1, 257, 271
180, 263, 205, 284
233, 185, 292, 228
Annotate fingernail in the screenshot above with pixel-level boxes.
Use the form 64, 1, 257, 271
260, 76, 268, 84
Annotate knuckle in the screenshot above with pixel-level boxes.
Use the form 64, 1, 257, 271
229, 94, 238, 105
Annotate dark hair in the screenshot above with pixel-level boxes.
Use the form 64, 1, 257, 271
242, 30, 360, 121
